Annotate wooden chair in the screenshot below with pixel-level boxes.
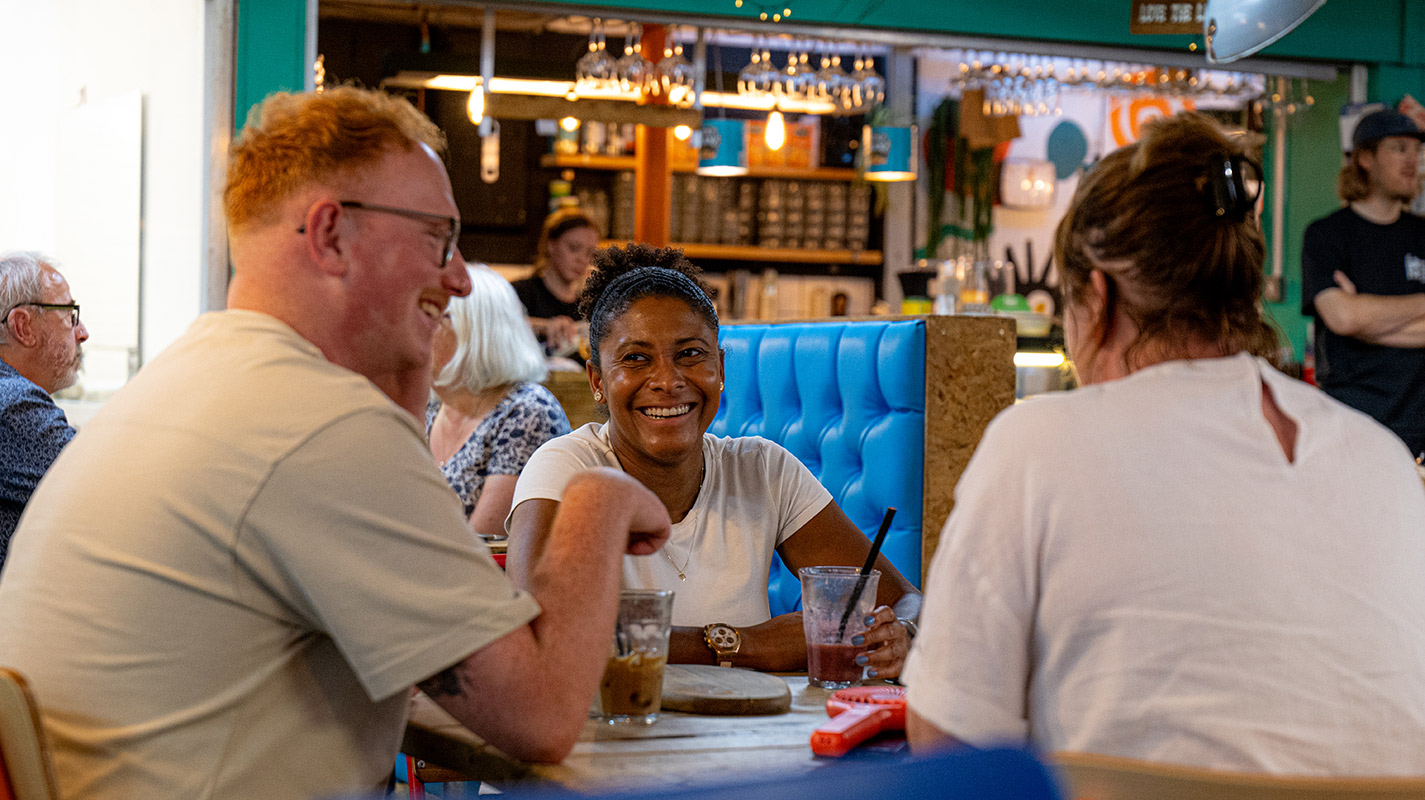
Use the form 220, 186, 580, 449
1054, 751, 1425, 800
0, 668, 58, 800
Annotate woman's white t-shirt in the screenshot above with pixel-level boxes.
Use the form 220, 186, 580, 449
512, 423, 832, 626
904, 353, 1425, 775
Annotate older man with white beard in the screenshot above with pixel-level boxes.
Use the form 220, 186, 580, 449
0, 251, 88, 563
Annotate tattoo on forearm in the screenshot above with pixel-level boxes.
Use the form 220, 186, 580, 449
418, 665, 463, 699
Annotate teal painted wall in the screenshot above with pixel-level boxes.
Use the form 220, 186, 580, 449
1264, 74, 1352, 360
513, 0, 1406, 64
232, 1, 1425, 129
235, 0, 308, 129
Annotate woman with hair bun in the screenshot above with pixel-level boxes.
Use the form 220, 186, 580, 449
511, 207, 599, 360
428, 263, 570, 535
904, 113, 1425, 773
507, 243, 921, 675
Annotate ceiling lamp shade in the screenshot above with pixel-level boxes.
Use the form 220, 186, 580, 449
697, 118, 749, 176
1203, 0, 1328, 63
862, 125, 917, 182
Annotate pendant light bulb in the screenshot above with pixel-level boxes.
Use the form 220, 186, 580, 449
466, 86, 486, 125
673, 124, 692, 141
560, 116, 581, 132
765, 109, 786, 151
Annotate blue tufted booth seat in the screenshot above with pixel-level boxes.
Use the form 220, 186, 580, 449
710, 319, 932, 615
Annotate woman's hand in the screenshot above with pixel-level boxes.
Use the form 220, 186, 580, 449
852, 605, 913, 680
543, 315, 581, 354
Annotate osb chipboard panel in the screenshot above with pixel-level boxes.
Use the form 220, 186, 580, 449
922, 315, 1017, 581
545, 371, 605, 430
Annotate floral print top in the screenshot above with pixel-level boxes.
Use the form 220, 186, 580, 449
426, 382, 570, 519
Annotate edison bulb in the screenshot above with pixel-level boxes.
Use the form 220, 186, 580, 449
673, 124, 692, 141
560, 116, 580, 132
466, 88, 485, 125
765, 110, 786, 151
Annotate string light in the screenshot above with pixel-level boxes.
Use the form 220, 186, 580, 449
738, 0, 793, 22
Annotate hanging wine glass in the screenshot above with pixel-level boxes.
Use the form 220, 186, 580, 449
738, 36, 777, 100
849, 45, 885, 111
575, 18, 617, 96
738, 35, 770, 99
814, 42, 852, 110
616, 22, 653, 96
778, 39, 815, 101
654, 26, 695, 106
759, 41, 777, 98
736, 37, 761, 96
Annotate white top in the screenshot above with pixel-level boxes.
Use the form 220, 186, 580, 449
0, 312, 541, 800
904, 353, 1425, 775
512, 423, 831, 626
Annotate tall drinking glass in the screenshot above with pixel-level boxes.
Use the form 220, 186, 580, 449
799, 566, 880, 689
600, 588, 674, 725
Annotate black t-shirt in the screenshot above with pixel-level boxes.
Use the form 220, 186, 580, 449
510, 276, 580, 322
1301, 206, 1425, 454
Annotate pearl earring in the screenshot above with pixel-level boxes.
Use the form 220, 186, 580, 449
593, 390, 603, 403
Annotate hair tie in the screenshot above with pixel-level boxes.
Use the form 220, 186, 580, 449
1204, 154, 1263, 220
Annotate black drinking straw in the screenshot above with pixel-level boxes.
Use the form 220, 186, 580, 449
836, 507, 897, 642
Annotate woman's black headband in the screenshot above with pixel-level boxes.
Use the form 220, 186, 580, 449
590, 266, 718, 329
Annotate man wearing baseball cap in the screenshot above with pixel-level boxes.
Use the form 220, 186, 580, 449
1302, 108, 1425, 456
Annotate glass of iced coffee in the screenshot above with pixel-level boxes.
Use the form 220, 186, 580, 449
599, 588, 674, 725
799, 566, 880, 689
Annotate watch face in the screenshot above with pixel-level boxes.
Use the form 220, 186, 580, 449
708, 625, 738, 650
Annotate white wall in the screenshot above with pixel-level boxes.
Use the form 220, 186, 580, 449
0, 0, 226, 400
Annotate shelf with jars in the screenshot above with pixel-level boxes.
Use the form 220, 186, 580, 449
598, 241, 881, 266
539, 153, 858, 182
544, 124, 880, 268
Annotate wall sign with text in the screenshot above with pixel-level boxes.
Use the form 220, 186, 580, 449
1129, 1, 1204, 34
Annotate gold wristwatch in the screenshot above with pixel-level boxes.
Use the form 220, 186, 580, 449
703, 623, 741, 668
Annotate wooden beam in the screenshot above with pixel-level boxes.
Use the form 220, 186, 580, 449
482, 93, 699, 127
634, 24, 672, 247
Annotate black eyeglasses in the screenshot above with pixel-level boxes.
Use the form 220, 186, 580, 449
298, 200, 461, 268
3, 302, 80, 327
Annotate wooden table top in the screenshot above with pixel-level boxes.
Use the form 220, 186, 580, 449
402, 675, 848, 792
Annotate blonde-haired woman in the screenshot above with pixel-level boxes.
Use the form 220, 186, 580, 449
429, 264, 571, 535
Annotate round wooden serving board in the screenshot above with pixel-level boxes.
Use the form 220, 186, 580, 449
660, 664, 792, 715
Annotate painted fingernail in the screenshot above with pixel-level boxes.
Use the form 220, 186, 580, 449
864, 615, 876, 626
855, 654, 869, 666
867, 668, 879, 678
851, 635, 865, 646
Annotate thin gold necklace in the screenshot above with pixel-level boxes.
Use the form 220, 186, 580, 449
663, 543, 692, 581
661, 457, 705, 581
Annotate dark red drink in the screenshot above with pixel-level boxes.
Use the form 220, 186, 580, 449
808, 642, 864, 687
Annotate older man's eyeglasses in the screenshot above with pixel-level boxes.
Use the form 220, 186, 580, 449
298, 200, 461, 269
3, 302, 81, 327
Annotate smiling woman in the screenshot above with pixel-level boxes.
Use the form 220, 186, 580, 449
506, 243, 922, 676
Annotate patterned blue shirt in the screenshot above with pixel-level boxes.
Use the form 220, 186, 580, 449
0, 359, 75, 565
426, 382, 571, 521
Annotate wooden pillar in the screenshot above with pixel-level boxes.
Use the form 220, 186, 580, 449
634, 24, 671, 246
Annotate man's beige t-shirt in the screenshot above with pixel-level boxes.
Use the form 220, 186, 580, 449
0, 311, 540, 800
